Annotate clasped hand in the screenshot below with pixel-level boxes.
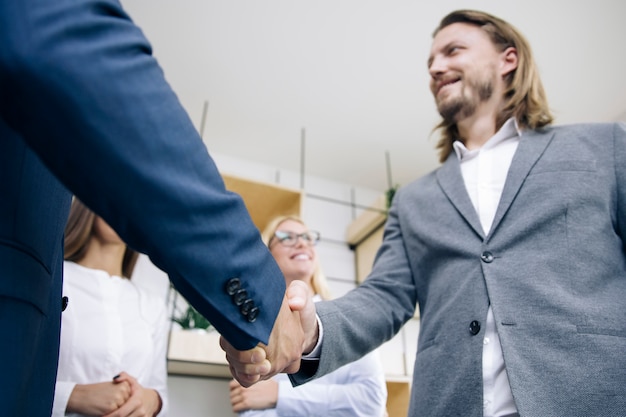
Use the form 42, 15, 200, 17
67, 371, 161, 417
220, 280, 319, 387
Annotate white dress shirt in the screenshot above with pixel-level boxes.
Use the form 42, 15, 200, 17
453, 118, 520, 417
53, 261, 169, 417
242, 296, 388, 417
309, 119, 522, 416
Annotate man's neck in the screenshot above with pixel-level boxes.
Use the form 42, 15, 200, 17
456, 99, 503, 150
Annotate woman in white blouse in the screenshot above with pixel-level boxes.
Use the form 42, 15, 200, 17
53, 199, 168, 417
229, 216, 388, 417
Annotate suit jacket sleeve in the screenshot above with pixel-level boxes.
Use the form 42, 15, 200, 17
291, 192, 418, 384
0, 0, 284, 350
613, 123, 626, 244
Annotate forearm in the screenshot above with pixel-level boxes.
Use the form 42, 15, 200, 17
0, 0, 285, 350
145, 388, 162, 417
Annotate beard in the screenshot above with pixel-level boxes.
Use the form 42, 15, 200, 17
437, 74, 494, 123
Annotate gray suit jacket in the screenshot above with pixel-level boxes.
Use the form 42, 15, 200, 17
292, 123, 626, 416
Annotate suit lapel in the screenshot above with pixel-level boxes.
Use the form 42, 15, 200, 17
436, 153, 485, 238
487, 128, 556, 238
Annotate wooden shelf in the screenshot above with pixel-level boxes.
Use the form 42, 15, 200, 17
386, 380, 411, 417
167, 175, 303, 378
223, 174, 302, 232
346, 194, 387, 283
345, 194, 387, 248
167, 360, 231, 379
167, 330, 231, 378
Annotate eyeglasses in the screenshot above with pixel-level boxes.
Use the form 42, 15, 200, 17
271, 230, 321, 247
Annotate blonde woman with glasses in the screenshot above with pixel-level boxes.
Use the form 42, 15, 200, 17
229, 216, 387, 417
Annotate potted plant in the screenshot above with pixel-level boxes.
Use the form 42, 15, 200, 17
168, 301, 226, 365
172, 304, 213, 331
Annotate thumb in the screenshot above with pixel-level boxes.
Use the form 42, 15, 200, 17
286, 280, 318, 354
286, 280, 310, 311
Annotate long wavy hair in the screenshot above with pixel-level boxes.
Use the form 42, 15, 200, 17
64, 198, 139, 279
433, 9, 554, 162
262, 215, 332, 300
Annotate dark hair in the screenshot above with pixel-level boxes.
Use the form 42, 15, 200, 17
433, 9, 554, 162
64, 198, 138, 279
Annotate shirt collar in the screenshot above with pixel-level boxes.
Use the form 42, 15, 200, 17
453, 118, 521, 161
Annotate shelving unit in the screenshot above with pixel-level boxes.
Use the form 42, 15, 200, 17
346, 194, 387, 283
167, 360, 232, 379
167, 329, 231, 378
222, 174, 302, 232
166, 173, 303, 377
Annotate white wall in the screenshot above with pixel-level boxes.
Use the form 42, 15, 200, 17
132, 151, 419, 417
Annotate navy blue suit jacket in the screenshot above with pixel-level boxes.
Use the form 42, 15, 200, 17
0, 1, 285, 415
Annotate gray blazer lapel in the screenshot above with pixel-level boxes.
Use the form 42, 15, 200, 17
436, 153, 484, 238
488, 128, 556, 238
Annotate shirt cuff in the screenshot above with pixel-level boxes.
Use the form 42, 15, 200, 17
302, 314, 323, 359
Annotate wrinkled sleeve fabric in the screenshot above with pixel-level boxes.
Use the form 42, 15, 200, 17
613, 123, 626, 253
0, 0, 284, 349
291, 193, 417, 384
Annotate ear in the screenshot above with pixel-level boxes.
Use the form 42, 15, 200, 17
500, 46, 518, 77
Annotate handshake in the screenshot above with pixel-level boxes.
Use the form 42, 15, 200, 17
220, 280, 319, 387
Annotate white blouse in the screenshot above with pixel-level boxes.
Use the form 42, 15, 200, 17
240, 296, 388, 417
240, 350, 387, 417
53, 261, 169, 417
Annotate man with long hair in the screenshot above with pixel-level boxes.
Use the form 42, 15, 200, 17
227, 9, 626, 417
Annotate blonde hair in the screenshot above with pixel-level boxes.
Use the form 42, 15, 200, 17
433, 9, 554, 162
262, 215, 332, 300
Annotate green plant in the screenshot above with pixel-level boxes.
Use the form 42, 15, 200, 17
385, 184, 399, 211
172, 304, 213, 331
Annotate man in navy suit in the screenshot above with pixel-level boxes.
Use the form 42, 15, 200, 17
0, 1, 308, 415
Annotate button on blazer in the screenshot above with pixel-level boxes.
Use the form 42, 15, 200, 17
293, 122, 626, 417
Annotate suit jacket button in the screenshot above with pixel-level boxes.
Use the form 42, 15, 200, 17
61, 296, 69, 312
480, 251, 494, 263
247, 306, 260, 323
225, 278, 241, 295
240, 299, 255, 315
469, 320, 481, 335
233, 289, 248, 306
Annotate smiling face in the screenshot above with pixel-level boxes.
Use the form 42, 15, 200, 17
269, 219, 318, 288
428, 22, 513, 124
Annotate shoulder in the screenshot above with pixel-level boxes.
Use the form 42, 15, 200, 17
393, 166, 441, 203
527, 122, 624, 138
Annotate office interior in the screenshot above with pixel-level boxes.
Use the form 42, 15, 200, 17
118, 1, 626, 416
